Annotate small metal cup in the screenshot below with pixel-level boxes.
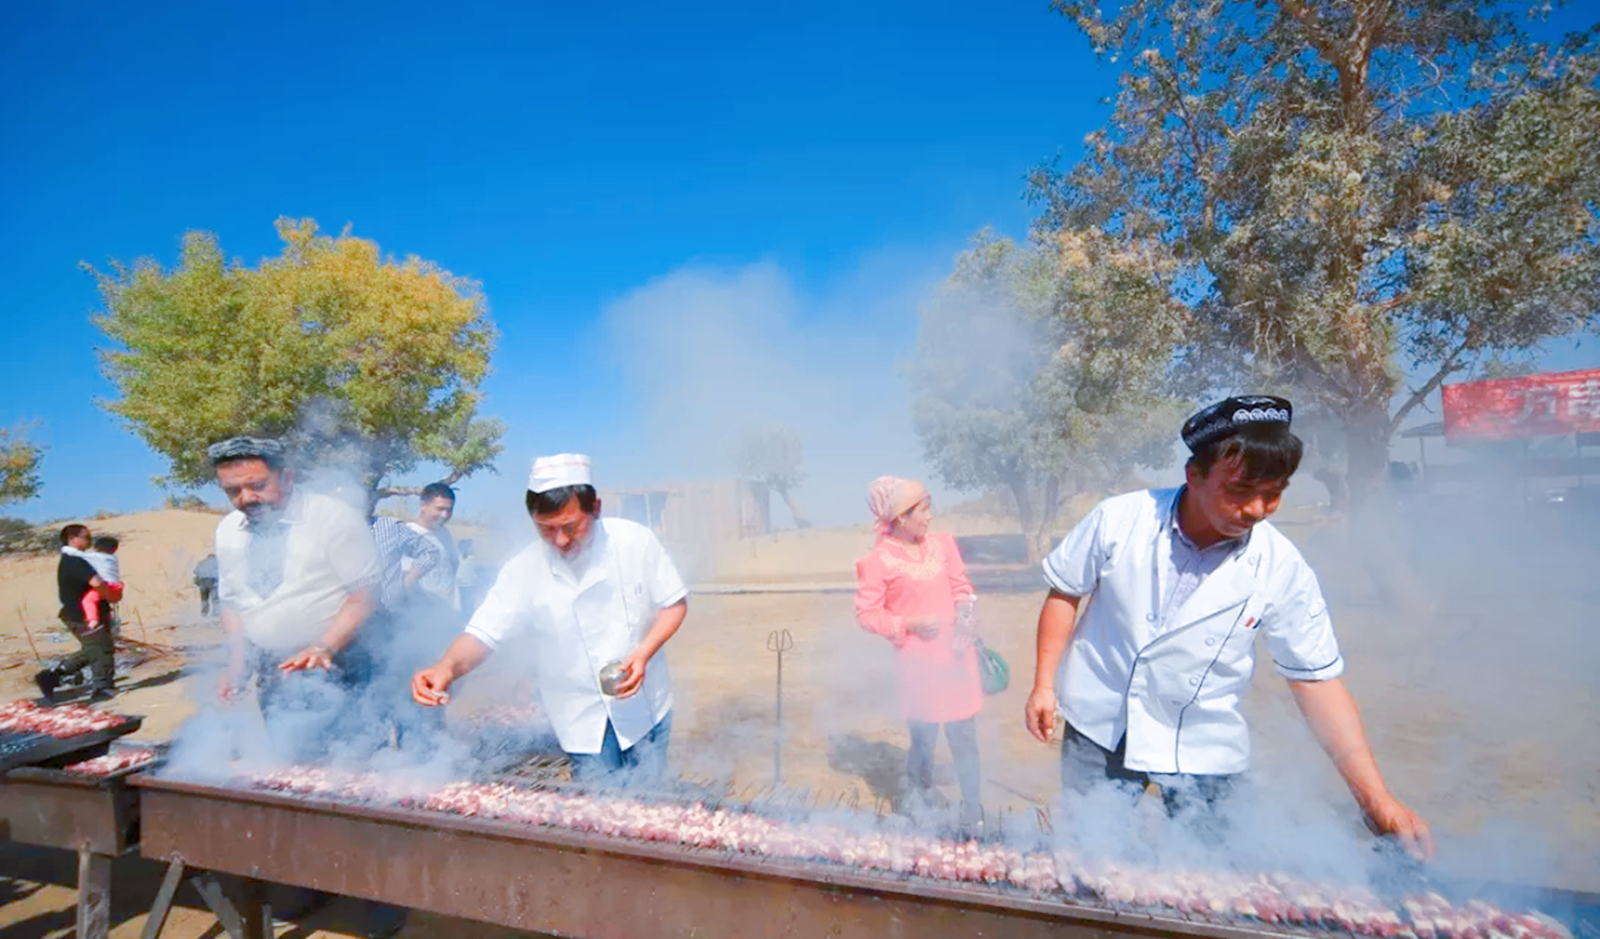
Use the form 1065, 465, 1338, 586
598, 661, 626, 696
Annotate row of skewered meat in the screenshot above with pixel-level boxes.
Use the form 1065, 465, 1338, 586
239, 766, 1571, 939
0, 700, 128, 737
62, 747, 158, 776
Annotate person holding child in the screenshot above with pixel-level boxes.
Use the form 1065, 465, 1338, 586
36, 525, 119, 702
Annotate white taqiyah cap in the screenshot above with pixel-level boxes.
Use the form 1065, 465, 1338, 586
527, 453, 593, 494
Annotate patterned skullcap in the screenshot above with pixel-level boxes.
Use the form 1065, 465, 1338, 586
1180, 396, 1294, 452
205, 435, 287, 467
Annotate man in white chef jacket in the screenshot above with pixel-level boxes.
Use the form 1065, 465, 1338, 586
412, 454, 689, 785
1023, 397, 1435, 859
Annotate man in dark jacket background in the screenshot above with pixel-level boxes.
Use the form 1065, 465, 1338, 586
37, 524, 118, 703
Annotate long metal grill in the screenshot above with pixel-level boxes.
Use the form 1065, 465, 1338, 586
130, 765, 1592, 939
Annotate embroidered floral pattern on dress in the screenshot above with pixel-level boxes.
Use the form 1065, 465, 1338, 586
876, 536, 946, 580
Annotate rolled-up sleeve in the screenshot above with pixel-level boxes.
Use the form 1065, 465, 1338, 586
464, 564, 526, 650
1042, 504, 1107, 597
1265, 560, 1344, 681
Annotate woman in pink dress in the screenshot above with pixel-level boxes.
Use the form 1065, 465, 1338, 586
855, 476, 983, 826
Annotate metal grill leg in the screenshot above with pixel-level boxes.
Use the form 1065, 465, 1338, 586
77, 849, 112, 939
190, 872, 246, 939
239, 878, 268, 939
140, 859, 186, 939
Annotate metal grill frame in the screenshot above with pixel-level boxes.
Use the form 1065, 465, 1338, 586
1, 755, 151, 939
133, 775, 1318, 939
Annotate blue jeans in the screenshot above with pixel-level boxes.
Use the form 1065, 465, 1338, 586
568, 715, 671, 787
1060, 722, 1235, 815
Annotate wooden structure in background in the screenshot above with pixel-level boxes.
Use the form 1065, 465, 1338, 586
601, 478, 771, 546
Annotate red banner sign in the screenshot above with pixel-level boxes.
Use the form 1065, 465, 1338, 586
1442, 367, 1600, 442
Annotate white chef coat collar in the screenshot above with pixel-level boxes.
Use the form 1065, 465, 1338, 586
1168, 486, 1251, 557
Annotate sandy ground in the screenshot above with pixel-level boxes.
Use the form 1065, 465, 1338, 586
1, 507, 1596, 937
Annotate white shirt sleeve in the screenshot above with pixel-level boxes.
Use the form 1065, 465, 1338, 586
1264, 559, 1345, 681
464, 562, 528, 650
644, 532, 688, 608
323, 501, 381, 592
215, 517, 246, 605
1042, 503, 1108, 597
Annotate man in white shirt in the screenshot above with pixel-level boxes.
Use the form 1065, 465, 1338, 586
1023, 397, 1434, 859
412, 454, 689, 786
209, 436, 382, 761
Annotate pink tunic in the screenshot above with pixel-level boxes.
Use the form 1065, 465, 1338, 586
855, 531, 983, 724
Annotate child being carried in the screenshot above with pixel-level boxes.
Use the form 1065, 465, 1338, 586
78, 536, 125, 631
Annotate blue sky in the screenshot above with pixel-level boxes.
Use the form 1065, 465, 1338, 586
1, 1, 1109, 524
1, 2, 1593, 525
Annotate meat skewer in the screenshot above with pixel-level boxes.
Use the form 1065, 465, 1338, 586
222, 765, 1573, 939
63, 747, 158, 776
0, 700, 129, 738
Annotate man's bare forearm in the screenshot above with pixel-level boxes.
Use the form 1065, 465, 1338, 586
319, 587, 376, 652
1032, 591, 1082, 693
220, 607, 248, 668
636, 600, 688, 661
1289, 677, 1392, 812
88, 575, 116, 601
438, 633, 493, 681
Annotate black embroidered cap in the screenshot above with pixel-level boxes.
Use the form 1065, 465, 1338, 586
1180, 396, 1294, 452
206, 435, 287, 467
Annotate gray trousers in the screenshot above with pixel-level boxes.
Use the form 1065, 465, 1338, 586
53, 616, 115, 692
908, 718, 982, 809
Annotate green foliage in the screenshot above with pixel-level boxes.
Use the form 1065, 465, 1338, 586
1031, 0, 1600, 495
164, 493, 220, 513
91, 218, 503, 496
911, 237, 1055, 499
0, 425, 43, 508
911, 232, 1185, 560
734, 425, 810, 528
0, 517, 57, 558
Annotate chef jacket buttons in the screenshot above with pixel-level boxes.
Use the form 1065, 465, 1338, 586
1206, 638, 1217, 646
1189, 677, 1199, 686
1145, 613, 1156, 622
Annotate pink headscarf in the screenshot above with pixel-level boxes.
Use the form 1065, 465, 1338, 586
867, 476, 929, 539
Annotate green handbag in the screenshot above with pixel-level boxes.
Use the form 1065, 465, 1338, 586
976, 640, 1010, 696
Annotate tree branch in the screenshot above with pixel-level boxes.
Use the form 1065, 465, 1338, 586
377, 462, 472, 500
1388, 337, 1472, 435
1277, 0, 1336, 59
1373, 291, 1415, 317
